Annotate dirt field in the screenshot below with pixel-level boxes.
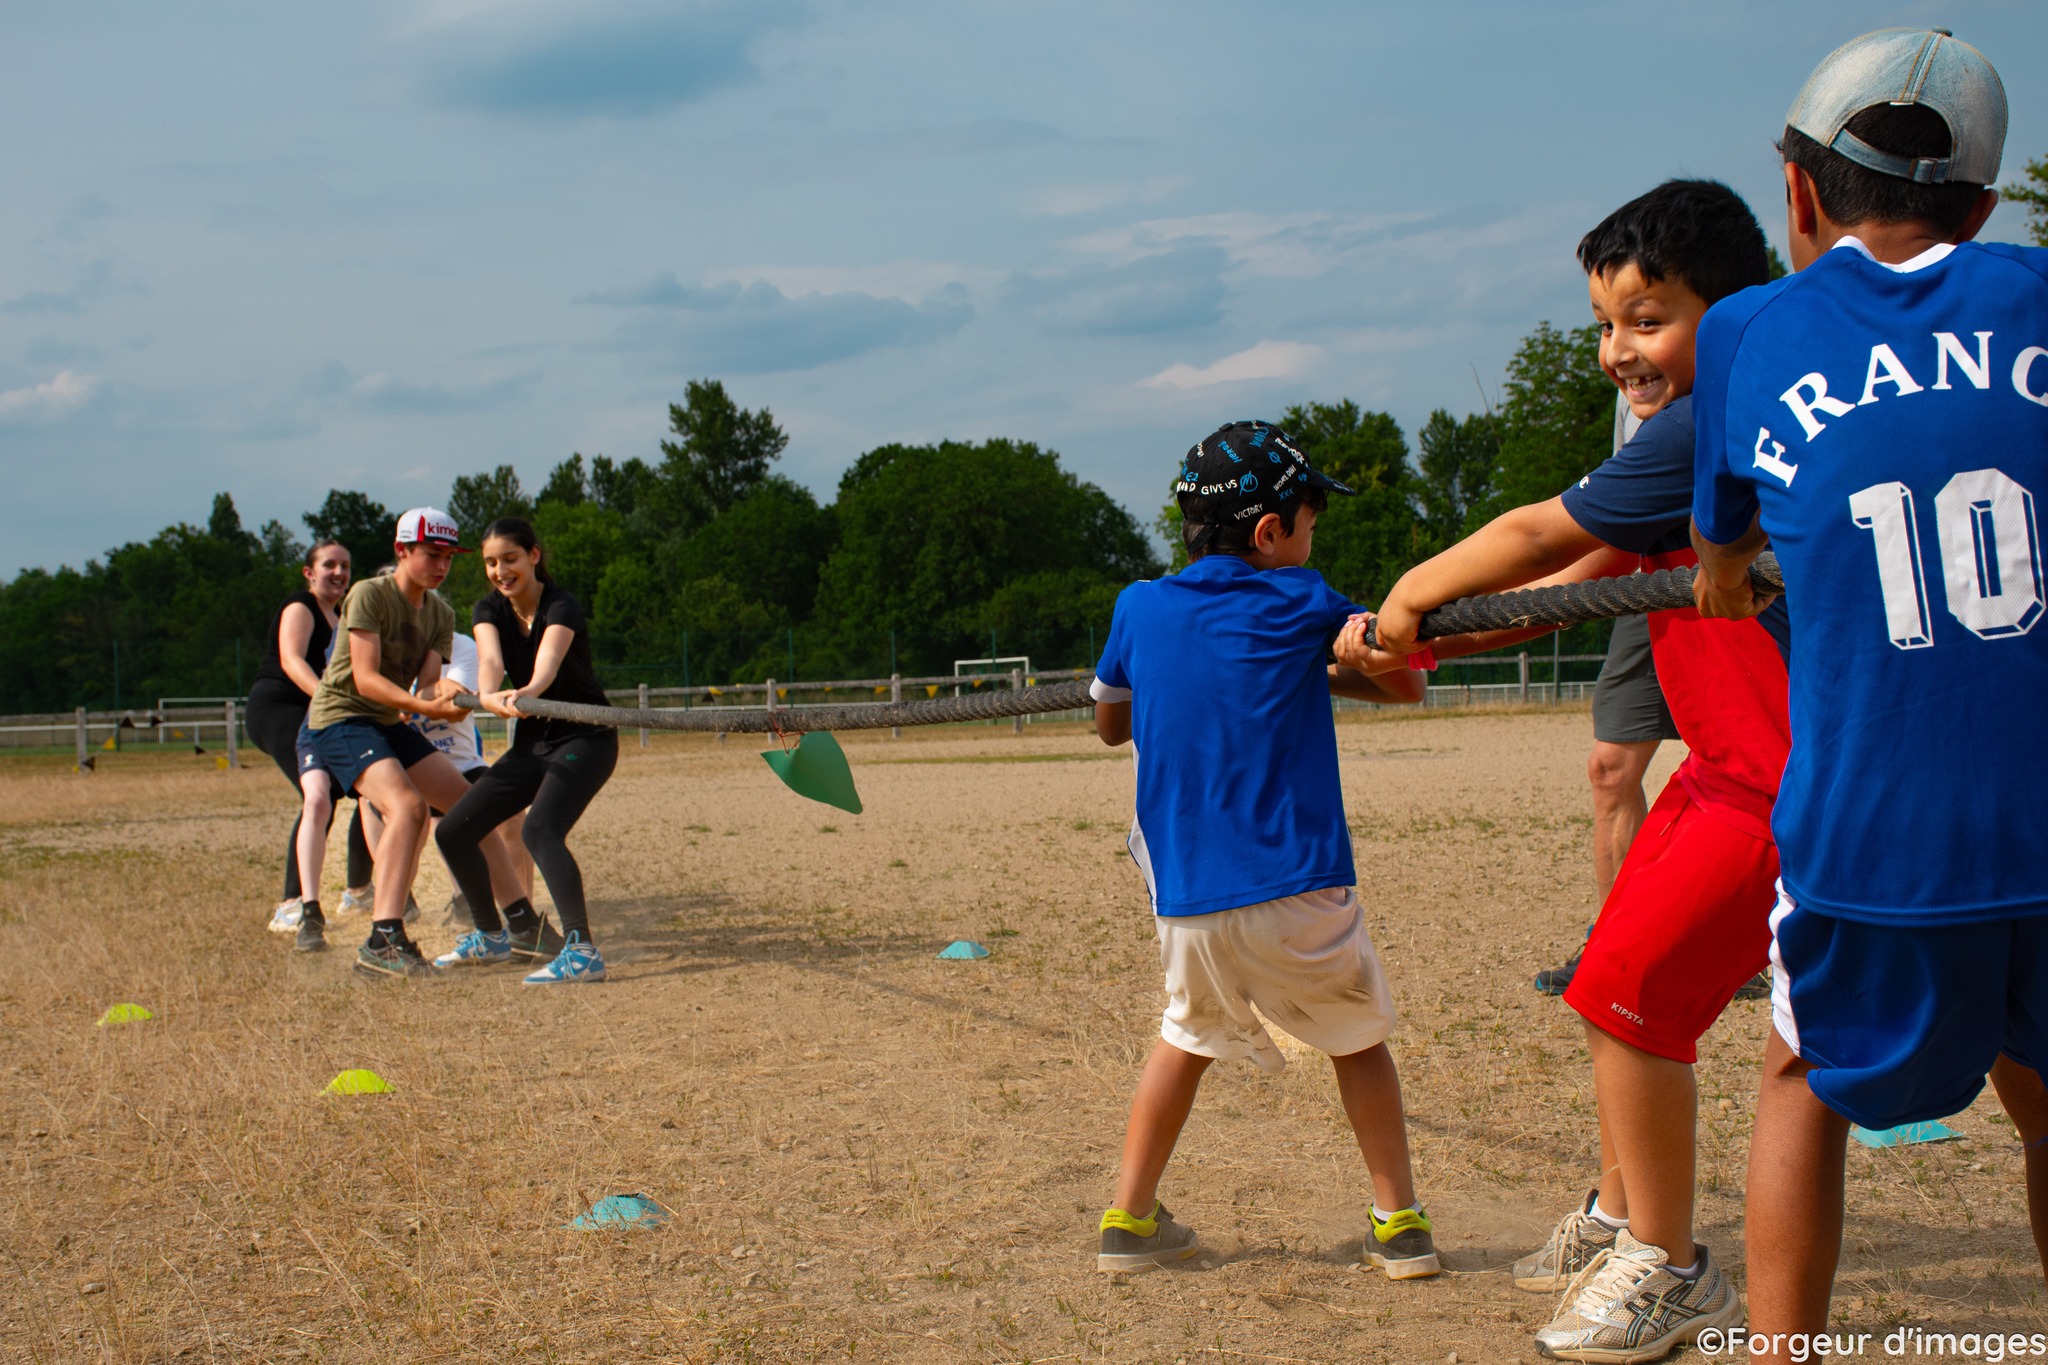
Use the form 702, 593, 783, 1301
2, 708, 2040, 1364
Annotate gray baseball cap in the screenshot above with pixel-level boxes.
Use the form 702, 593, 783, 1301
1786, 28, 2006, 185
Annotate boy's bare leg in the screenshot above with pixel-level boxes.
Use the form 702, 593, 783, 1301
1744, 1026, 1849, 1360
352, 759, 429, 925
1111, 1041, 1213, 1215
1586, 1024, 1697, 1267
1595, 1098, 1628, 1219
1989, 1054, 2048, 1279
1588, 739, 1657, 904
1330, 1043, 1417, 1211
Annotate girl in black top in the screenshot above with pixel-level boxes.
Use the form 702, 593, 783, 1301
245, 539, 372, 934
434, 517, 617, 984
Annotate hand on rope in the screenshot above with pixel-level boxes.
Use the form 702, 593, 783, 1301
1359, 553, 1784, 651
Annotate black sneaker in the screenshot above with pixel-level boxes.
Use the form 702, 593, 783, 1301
1733, 969, 1771, 1001
294, 915, 328, 954
354, 938, 439, 980
1096, 1203, 1199, 1273
441, 893, 473, 931
507, 918, 566, 961
1534, 943, 1584, 996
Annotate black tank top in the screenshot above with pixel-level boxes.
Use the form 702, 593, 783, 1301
253, 589, 335, 693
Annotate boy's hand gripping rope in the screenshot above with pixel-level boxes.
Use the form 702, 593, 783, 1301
454, 554, 1783, 734
1359, 552, 1783, 650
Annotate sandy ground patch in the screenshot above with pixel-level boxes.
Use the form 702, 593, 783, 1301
1, 709, 2040, 1362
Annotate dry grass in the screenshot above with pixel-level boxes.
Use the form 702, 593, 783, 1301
1, 710, 2040, 1363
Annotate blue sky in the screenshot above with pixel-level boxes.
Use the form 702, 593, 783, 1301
2, 0, 2043, 576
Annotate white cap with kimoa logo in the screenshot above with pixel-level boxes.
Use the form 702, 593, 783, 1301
393, 506, 465, 549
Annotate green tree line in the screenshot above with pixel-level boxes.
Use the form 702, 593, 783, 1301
0, 326, 1624, 713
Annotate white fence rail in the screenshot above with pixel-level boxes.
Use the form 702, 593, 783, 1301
4, 648, 1612, 764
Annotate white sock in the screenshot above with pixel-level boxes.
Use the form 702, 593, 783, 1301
1371, 1203, 1418, 1222
1590, 1200, 1628, 1230
1667, 1246, 1706, 1279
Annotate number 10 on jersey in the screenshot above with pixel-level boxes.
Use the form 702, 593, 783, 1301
1849, 468, 2044, 649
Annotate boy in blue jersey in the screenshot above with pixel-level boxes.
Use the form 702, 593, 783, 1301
1089, 421, 1436, 1277
1690, 29, 2048, 1353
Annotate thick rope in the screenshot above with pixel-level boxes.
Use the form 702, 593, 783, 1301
458, 678, 1098, 734
457, 556, 1781, 734
1365, 553, 1783, 647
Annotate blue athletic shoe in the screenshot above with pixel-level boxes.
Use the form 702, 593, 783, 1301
523, 933, 606, 985
435, 930, 512, 968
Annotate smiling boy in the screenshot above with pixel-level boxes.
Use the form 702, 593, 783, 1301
1358, 181, 1778, 1361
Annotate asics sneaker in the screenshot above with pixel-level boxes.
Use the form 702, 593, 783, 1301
435, 930, 512, 967
403, 893, 420, 924
267, 899, 304, 934
1535, 926, 1593, 996
1367, 1206, 1441, 1279
1533, 1230, 1740, 1363
354, 938, 439, 980
507, 918, 566, 961
1096, 1203, 1200, 1273
1515, 1189, 1620, 1291
523, 933, 606, 985
337, 885, 374, 915
294, 915, 327, 954
441, 893, 474, 930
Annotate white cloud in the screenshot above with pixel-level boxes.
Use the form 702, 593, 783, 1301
699, 261, 1000, 306
1021, 175, 1191, 217
1139, 340, 1320, 391
0, 371, 98, 423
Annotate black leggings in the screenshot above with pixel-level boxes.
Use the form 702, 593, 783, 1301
246, 683, 372, 900
436, 731, 617, 940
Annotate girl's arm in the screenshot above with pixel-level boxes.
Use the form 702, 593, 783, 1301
277, 602, 323, 697
472, 622, 524, 720
487, 623, 576, 719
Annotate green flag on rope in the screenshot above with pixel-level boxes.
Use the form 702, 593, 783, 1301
762, 732, 863, 814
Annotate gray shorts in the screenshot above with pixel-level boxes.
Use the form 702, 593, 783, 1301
1591, 613, 1679, 744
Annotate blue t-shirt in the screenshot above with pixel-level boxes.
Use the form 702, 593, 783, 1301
1562, 395, 1792, 658
1694, 238, 2048, 925
1092, 554, 1358, 916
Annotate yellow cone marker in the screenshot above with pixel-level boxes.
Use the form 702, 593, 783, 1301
324, 1069, 393, 1096
96, 1003, 154, 1027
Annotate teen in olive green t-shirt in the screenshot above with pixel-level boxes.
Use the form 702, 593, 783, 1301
307, 575, 456, 730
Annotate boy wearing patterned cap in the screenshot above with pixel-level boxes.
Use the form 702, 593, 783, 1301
1088, 421, 1436, 1277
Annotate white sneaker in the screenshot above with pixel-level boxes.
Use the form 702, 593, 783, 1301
267, 899, 304, 933
337, 885, 373, 915
1533, 1229, 1741, 1363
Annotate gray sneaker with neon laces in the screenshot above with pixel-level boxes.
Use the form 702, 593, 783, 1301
1366, 1206, 1440, 1279
1533, 1229, 1740, 1363
1515, 1189, 1620, 1291
1096, 1203, 1200, 1272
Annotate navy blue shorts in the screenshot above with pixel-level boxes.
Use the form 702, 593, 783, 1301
303, 718, 439, 797
1771, 886, 2048, 1129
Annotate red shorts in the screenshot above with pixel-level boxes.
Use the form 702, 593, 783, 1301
1563, 777, 1778, 1063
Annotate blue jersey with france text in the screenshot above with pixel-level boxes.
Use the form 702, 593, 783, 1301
1092, 554, 1358, 916
1694, 239, 2048, 925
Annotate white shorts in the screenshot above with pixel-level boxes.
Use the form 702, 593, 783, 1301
1157, 887, 1396, 1073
